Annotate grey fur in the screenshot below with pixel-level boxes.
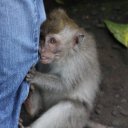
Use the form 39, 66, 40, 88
26, 28, 101, 128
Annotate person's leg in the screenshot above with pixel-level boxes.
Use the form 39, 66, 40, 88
0, 0, 46, 128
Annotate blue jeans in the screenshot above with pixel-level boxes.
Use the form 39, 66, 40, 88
0, 0, 46, 127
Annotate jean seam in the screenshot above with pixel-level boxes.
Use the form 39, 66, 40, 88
33, 0, 39, 43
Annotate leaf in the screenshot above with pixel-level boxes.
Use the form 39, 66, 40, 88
104, 20, 128, 48
55, 0, 65, 4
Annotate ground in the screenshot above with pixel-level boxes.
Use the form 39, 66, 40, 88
22, 0, 128, 127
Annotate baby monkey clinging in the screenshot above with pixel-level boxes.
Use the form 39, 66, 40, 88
26, 8, 101, 128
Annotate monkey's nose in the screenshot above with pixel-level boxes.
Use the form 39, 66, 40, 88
42, 48, 46, 52
39, 47, 46, 54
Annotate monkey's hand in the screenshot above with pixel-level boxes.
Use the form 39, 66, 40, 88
26, 67, 66, 92
26, 67, 42, 88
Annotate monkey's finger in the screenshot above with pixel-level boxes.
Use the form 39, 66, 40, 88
28, 69, 36, 75
30, 65, 36, 71
28, 70, 36, 78
18, 123, 23, 128
18, 122, 24, 128
19, 125, 30, 128
18, 118, 30, 128
19, 118, 23, 123
25, 76, 31, 82
26, 77, 36, 85
26, 79, 35, 86
26, 80, 32, 84
30, 85, 35, 91
26, 74, 32, 78
26, 73, 35, 80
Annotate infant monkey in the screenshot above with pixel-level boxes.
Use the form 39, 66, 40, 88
25, 9, 112, 128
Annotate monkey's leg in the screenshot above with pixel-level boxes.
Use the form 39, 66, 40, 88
24, 89, 42, 117
29, 101, 89, 128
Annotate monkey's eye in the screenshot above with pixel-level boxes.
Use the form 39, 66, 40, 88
49, 37, 56, 44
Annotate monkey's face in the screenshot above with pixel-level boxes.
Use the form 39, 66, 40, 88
39, 27, 86, 64
39, 27, 76, 64
39, 8, 87, 64
39, 33, 64, 64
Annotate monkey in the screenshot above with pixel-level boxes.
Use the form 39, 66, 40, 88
25, 8, 103, 128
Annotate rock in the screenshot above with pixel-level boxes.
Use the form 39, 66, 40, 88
112, 45, 122, 49
114, 6, 121, 11
99, 91, 105, 96
91, 10, 98, 16
121, 98, 127, 104
100, 7, 106, 12
116, 105, 122, 109
120, 108, 128, 117
95, 108, 101, 115
115, 94, 120, 98
112, 120, 121, 127
111, 110, 119, 117
96, 23, 105, 28
95, 104, 103, 115
97, 104, 103, 109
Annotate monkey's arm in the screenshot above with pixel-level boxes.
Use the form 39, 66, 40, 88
26, 68, 70, 92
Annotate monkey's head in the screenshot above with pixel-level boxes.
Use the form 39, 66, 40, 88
39, 9, 85, 64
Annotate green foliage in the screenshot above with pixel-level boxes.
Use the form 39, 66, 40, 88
104, 20, 128, 48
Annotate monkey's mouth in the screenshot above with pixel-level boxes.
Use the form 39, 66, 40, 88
40, 56, 53, 64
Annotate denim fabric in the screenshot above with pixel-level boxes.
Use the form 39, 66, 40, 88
0, 0, 46, 127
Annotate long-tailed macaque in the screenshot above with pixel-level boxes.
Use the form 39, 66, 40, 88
25, 8, 102, 128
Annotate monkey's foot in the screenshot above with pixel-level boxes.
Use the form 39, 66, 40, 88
87, 121, 114, 128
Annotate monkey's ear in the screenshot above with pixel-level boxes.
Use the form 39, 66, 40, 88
73, 30, 85, 48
